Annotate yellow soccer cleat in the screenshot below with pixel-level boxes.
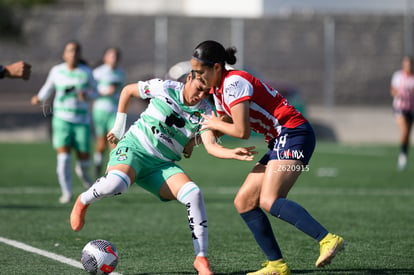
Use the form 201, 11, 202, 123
246, 259, 290, 275
315, 233, 345, 268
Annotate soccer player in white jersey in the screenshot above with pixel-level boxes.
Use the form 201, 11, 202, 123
31, 41, 98, 204
70, 72, 257, 275
92, 47, 126, 176
390, 55, 414, 170
191, 40, 345, 275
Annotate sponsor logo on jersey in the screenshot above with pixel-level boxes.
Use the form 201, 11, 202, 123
117, 153, 127, 161
189, 111, 202, 124
225, 80, 240, 96
144, 84, 151, 94
278, 149, 304, 160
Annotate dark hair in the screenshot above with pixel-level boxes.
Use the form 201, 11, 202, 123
403, 55, 414, 62
192, 40, 237, 68
95, 47, 122, 67
65, 40, 82, 54
104, 47, 122, 61
64, 40, 88, 65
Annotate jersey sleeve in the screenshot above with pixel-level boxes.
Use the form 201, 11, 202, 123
223, 74, 253, 108
137, 78, 165, 99
37, 67, 56, 102
391, 71, 399, 89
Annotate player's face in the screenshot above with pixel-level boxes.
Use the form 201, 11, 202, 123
184, 74, 210, 106
190, 58, 221, 89
103, 48, 119, 68
63, 42, 80, 68
402, 57, 413, 74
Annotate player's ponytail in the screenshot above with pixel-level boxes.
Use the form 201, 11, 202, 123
225, 46, 237, 65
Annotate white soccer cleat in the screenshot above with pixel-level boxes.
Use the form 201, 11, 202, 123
59, 193, 72, 204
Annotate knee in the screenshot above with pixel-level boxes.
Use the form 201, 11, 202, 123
234, 192, 259, 213
259, 195, 286, 213
96, 170, 131, 197
260, 200, 278, 213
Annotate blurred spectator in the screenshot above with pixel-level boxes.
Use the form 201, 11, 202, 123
92, 47, 126, 177
31, 40, 98, 203
390, 55, 414, 171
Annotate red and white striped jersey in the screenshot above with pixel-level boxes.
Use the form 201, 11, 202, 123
391, 70, 414, 112
212, 70, 307, 142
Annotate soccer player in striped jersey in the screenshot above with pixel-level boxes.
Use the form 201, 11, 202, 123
31, 40, 98, 204
92, 47, 126, 176
70, 72, 256, 275
190, 40, 345, 275
390, 55, 414, 170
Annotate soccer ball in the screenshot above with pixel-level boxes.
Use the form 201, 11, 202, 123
81, 239, 119, 275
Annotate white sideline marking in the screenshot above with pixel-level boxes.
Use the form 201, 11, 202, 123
0, 236, 122, 275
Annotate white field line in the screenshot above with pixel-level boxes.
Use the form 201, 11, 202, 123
0, 236, 122, 275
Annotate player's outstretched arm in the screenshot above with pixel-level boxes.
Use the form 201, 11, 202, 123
107, 83, 141, 144
116, 83, 140, 113
200, 101, 251, 139
200, 130, 257, 161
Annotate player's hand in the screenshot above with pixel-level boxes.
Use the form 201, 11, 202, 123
5, 61, 31, 80
108, 84, 117, 95
232, 146, 257, 161
183, 144, 194, 158
107, 132, 119, 145
30, 95, 40, 105
200, 113, 221, 131
77, 91, 87, 101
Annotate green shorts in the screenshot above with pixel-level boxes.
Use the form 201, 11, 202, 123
52, 116, 91, 152
93, 109, 116, 137
107, 131, 185, 201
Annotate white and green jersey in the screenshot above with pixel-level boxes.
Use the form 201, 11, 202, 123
128, 78, 214, 162
93, 64, 125, 113
37, 63, 98, 124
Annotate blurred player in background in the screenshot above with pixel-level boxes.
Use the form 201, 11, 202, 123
92, 47, 126, 176
390, 55, 414, 171
0, 61, 31, 80
191, 40, 345, 275
70, 72, 256, 275
31, 40, 98, 204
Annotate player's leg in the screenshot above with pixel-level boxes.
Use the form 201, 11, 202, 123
71, 140, 137, 231
261, 159, 329, 240
70, 163, 134, 231
395, 112, 411, 170
158, 172, 212, 275
92, 110, 110, 177
74, 123, 93, 188
76, 151, 93, 188
53, 117, 73, 204
94, 135, 107, 177
235, 164, 290, 275
261, 162, 344, 269
261, 124, 344, 267
56, 146, 72, 204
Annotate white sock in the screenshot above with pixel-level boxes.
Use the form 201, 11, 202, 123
56, 153, 72, 197
177, 182, 208, 257
80, 170, 131, 205
75, 159, 92, 188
